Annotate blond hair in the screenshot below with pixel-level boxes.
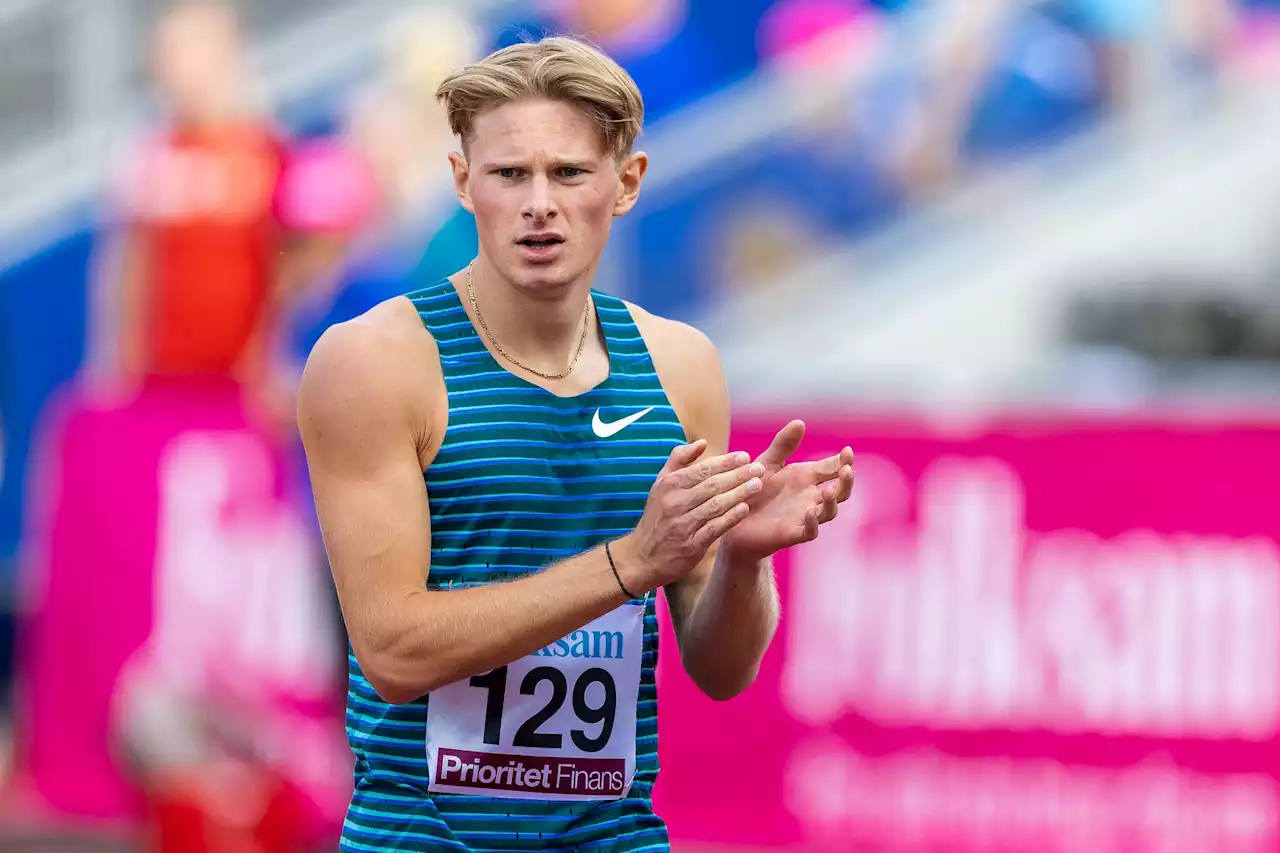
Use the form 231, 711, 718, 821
436, 36, 644, 160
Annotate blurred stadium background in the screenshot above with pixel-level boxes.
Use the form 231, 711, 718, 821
4, 0, 1280, 851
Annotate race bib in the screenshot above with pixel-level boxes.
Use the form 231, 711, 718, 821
425, 602, 646, 802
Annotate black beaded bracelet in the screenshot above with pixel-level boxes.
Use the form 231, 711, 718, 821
604, 540, 639, 600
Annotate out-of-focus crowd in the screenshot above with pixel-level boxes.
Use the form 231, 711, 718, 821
0, 1, 1278, 852
1, 6, 488, 850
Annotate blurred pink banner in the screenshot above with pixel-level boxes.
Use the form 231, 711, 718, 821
656, 414, 1280, 853
16, 380, 348, 834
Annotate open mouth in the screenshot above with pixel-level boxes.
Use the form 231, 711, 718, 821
518, 236, 564, 250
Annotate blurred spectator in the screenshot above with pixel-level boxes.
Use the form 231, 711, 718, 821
372, 5, 481, 226
555, 0, 711, 120
7, 3, 348, 846
888, 0, 1236, 193
495, 0, 780, 122
284, 5, 484, 372
264, 138, 381, 442
274, 141, 380, 306
275, 139, 380, 299
88, 0, 287, 425
758, 0, 884, 74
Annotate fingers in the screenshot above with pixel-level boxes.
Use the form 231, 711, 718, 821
800, 506, 821, 543
660, 440, 707, 475
836, 463, 855, 503
693, 501, 750, 549
668, 450, 752, 489
777, 506, 823, 553
684, 459, 764, 509
814, 464, 853, 525
818, 482, 840, 524
757, 420, 806, 469
810, 447, 855, 484
691, 473, 763, 523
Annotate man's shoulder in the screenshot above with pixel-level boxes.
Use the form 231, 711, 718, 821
312, 295, 434, 362
300, 296, 441, 417
622, 301, 727, 440
622, 300, 721, 376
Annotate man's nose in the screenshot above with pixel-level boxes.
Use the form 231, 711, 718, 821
521, 174, 557, 221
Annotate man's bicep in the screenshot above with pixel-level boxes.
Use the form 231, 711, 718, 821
298, 326, 434, 649
308, 442, 432, 606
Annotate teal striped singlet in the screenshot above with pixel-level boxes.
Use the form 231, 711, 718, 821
340, 278, 686, 853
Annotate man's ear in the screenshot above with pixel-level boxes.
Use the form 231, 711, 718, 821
613, 151, 648, 217
449, 151, 475, 214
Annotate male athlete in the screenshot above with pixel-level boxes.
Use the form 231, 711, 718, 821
298, 36, 855, 852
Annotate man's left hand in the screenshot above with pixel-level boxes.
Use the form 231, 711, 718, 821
721, 420, 854, 563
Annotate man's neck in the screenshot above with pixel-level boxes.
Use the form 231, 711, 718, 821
466, 256, 596, 369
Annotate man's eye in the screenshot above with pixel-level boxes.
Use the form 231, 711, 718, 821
560, 167, 584, 178
498, 168, 520, 179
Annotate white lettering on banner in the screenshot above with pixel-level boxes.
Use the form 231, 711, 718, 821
785, 739, 1279, 853
783, 455, 1280, 739
150, 432, 340, 700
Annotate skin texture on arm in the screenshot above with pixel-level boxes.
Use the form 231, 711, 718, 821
632, 304, 855, 701
631, 306, 780, 701
298, 297, 761, 705
299, 298, 627, 703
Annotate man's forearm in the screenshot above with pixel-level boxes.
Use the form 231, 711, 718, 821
677, 548, 780, 701
358, 542, 634, 704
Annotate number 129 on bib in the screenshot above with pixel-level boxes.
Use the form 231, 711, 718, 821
424, 603, 645, 802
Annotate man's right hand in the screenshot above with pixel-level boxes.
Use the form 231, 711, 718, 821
613, 440, 764, 593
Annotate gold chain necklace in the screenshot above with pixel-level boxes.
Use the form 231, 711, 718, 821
466, 262, 591, 381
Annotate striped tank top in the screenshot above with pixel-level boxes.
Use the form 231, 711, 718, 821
340, 278, 685, 853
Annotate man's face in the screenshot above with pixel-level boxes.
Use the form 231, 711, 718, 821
451, 98, 646, 296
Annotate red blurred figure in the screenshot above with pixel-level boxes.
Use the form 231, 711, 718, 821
263, 137, 383, 435
145, 761, 308, 853
9, 4, 347, 851
92, 0, 285, 399
273, 138, 382, 307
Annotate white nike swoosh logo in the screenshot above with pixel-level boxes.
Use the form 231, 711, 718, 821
592, 407, 655, 438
